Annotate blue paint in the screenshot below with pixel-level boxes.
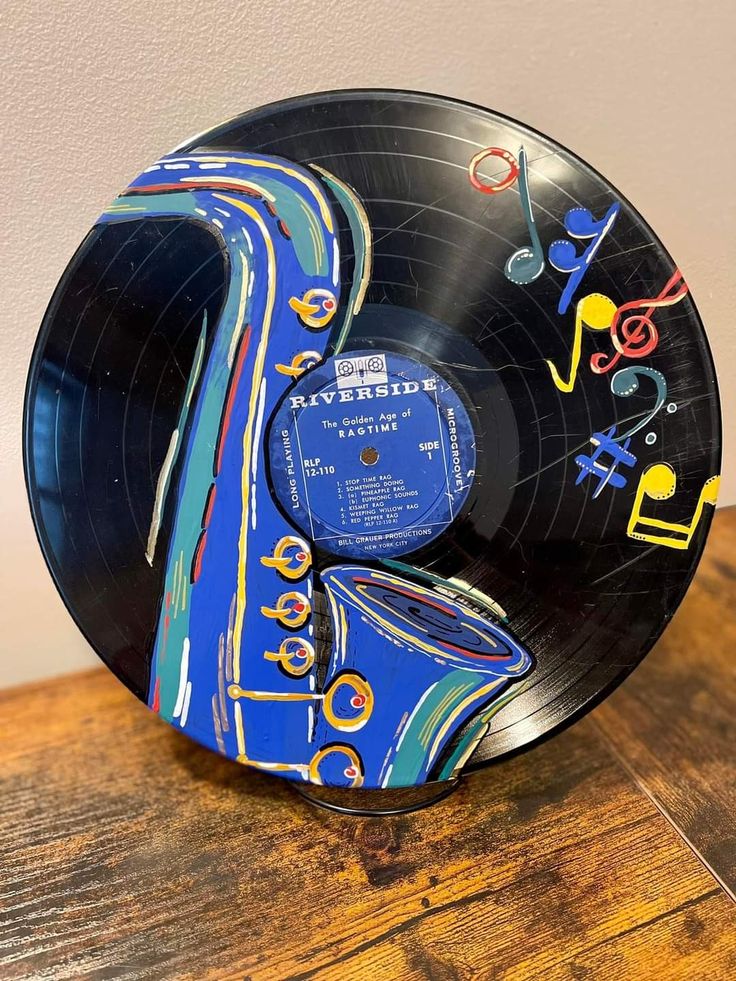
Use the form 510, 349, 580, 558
269, 350, 476, 559
96, 151, 534, 788
575, 425, 637, 498
549, 202, 620, 314
316, 567, 533, 786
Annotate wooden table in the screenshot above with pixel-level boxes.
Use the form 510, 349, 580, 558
2, 512, 735, 980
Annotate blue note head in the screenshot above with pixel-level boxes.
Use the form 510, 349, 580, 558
564, 207, 597, 238
564, 204, 621, 239
548, 238, 582, 274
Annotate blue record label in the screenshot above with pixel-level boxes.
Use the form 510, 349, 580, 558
269, 350, 476, 558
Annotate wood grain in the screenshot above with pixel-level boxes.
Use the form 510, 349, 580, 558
1, 511, 735, 980
592, 512, 736, 897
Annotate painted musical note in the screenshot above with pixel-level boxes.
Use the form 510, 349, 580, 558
627, 464, 720, 549
467, 146, 520, 194
610, 366, 667, 441
575, 426, 637, 498
549, 203, 620, 314
591, 269, 688, 374
504, 147, 545, 285
547, 270, 687, 393
547, 292, 616, 393
574, 369, 668, 499
468, 145, 544, 285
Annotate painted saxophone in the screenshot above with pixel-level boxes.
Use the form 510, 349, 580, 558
97, 152, 533, 788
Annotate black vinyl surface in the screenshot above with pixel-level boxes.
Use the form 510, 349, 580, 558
24, 91, 721, 767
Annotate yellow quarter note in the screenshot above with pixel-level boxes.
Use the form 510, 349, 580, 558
627, 464, 720, 549
547, 292, 616, 393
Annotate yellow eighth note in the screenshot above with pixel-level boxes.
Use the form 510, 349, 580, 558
546, 293, 616, 393
627, 464, 720, 550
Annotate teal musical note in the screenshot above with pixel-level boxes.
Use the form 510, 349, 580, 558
610, 365, 667, 441
504, 147, 545, 285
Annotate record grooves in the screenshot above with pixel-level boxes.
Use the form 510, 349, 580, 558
24, 90, 721, 789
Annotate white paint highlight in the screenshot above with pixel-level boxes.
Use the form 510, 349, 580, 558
250, 379, 267, 531
172, 638, 190, 719
179, 680, 193, 727
145, 426, 179, 565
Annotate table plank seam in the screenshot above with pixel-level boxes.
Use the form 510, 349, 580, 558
589, 715, 736, 904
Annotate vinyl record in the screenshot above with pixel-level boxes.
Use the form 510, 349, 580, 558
24, 90, 721, 789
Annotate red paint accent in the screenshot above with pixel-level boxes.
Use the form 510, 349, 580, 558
296, 648, 308, 659
468, 147, 520, 195
152, 677, 161, 712
215, 325, 252, 475
202, 482, 217, 528
350, 694, 367, 708
161, 612, 170, 666
352, 577, 513, 660
295, 551, 307, 561
344, 766, 358, 778
292, 602, 305, 614
191, 529, 208, 584
125, 182, 193, 194
353, 577, 457, 618
264, 201, 277, 217
590, 269, 688, 375
441, 641, 511, 662
124, 181, 263, 200
277, 219, 291, 239
165, 592, 171, 610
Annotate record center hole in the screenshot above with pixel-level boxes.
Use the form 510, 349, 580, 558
360, 446, 379, 467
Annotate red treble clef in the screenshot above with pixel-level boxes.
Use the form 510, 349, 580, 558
590, 269, 689, 374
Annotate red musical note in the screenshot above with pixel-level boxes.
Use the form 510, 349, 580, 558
468, 147, 520, 194
590, 269, 689, 374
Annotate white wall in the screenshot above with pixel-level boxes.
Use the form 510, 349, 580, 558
1, 0, 733, 687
